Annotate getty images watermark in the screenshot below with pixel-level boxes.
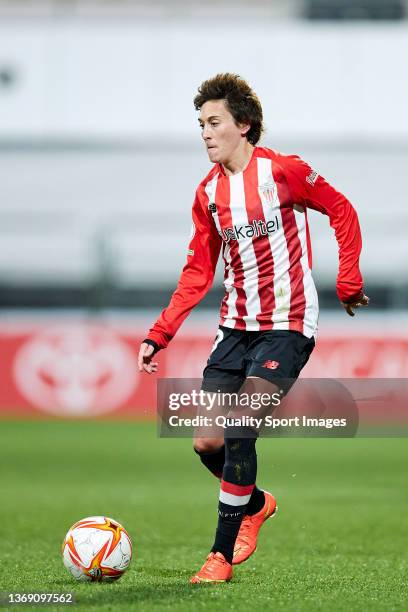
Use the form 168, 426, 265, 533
167, 388, 283, 431
167, 388, 283, 410
157, 378, 408, 438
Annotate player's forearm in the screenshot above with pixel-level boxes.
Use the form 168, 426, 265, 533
329, 194, 364, 303
282, 154, 365, 302
146, 270, 216, 350
302, 172, 364, 303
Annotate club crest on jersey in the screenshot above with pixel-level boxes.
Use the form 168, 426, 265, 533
259, 178, 278, 204
208, 203, 217, 213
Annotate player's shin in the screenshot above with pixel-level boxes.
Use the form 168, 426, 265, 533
194, 444, 225, 479
211, 427, 258, 563
194, 441, 265, 514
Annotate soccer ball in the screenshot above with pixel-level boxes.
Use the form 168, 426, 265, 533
62, 516, 132, 582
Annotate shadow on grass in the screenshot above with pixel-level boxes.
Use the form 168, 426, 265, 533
52, 567, 234, 608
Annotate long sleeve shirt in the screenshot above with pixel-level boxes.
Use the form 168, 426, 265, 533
147, 147, 364, 349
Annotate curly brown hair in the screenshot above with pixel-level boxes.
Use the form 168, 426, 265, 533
193, 73, 264, 146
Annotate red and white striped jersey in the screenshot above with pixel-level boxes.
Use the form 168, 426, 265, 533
147, 147, 364, 348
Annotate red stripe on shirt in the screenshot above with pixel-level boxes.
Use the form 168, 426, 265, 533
276, 172, 307, 332
305, 210, 313, 270
281, 207, 307, 332
216, 176, 248, 327
243, 159, 275, 327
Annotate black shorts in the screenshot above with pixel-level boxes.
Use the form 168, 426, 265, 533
202, 326, 315, 394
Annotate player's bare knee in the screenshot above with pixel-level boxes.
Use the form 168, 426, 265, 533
193, 437, 224, 454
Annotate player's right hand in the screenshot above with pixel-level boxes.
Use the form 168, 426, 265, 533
138, 342, 159, 374
341, 293, 370, 317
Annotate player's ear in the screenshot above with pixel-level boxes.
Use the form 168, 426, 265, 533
239, 122, 251, 137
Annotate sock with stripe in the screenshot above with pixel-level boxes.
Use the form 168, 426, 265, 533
211, 426, 258, 564
194, 445, 225, 479
245, 486, 265, 516
194, 443, 264, 513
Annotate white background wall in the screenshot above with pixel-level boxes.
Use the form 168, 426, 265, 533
0, 19, 407, 287
0, 20, 407, 141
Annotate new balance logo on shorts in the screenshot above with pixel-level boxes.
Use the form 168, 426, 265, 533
262, 360, 280, 370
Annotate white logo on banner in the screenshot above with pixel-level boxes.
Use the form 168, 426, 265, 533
13, 325, 138, 417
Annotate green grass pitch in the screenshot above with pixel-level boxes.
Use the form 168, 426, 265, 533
0, 421, 407, 611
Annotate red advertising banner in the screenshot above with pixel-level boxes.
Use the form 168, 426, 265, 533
0, 319, 407, 419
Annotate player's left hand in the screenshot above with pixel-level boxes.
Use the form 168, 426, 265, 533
341, 293, 370, 317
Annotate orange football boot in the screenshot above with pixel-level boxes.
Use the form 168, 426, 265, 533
190, 552, 233, 584
232, 490, 277, 565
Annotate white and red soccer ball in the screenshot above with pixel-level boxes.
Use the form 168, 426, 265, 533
62, 516, 132, 582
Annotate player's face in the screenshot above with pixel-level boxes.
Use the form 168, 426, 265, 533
198, 100, 249, 165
